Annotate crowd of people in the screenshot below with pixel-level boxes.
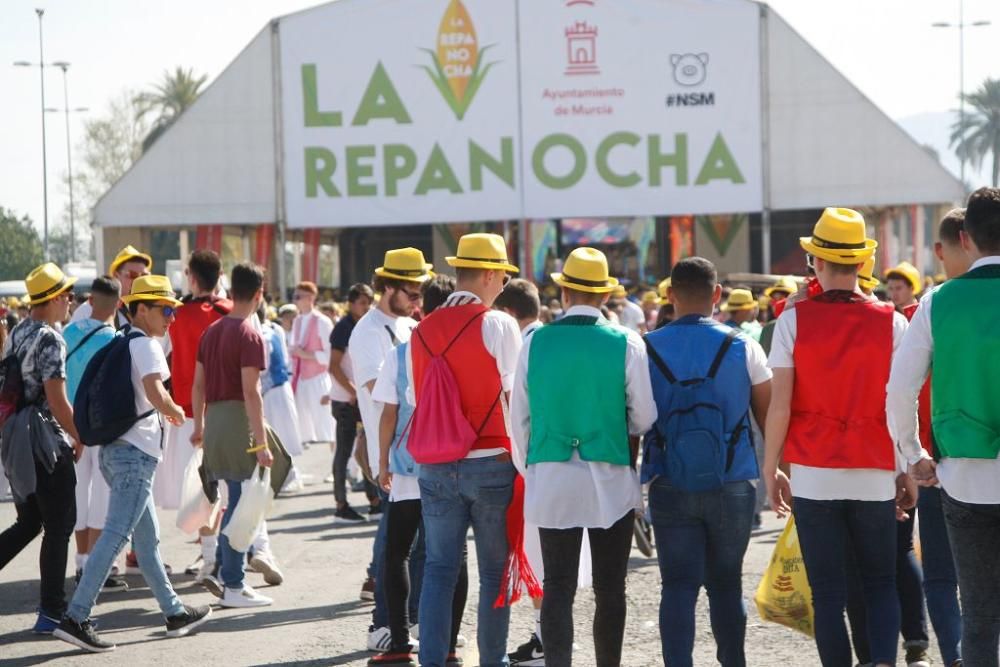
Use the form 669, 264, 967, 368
1, 186, 999, 667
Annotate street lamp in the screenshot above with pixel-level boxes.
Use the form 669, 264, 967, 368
45, 61, 88, 263
932, 0, 992, 189
12, 8, 50, 260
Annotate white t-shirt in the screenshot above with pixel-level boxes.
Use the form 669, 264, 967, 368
768, 304, 908, 501
121, 328, 170, 461
349, 308, 417, 478
372, 349, 420, 502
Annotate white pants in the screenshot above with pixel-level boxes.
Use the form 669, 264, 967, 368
74, 446, 111, 531
265, 383, 304, 457
295, 373, 335, 443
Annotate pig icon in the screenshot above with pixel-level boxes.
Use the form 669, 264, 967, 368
670, 53, 709, 87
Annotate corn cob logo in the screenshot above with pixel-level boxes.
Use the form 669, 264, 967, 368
420, 0, 498, 120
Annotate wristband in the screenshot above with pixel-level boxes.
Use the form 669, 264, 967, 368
245, 444, 269, 453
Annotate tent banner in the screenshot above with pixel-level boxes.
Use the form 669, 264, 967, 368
280, 0, 761, 229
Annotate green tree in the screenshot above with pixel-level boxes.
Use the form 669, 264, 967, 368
134, 66, 207, 153
951, 77, 1000, 187
0, 208, 44, 280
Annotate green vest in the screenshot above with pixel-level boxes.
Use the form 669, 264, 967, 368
931, 264, 1000, 459
526, 315, 630, 466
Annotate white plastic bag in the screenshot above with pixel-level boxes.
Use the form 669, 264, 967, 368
222, 465, 272, 552
175, 449, 220, 534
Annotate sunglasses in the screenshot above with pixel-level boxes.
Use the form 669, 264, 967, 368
151, 305, 177, 318
502, 274, 511, 286
399, 288, 422, 302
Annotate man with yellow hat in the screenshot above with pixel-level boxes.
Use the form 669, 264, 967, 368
763, 207, 913, 667
56, 273, 213, 652
510, 246, 656, 667
720, 288, 762, 341
758, 277, 799, 355
349, 248, 430, 649
405, 233, 524, 667
610, 284, 646, 334
885, 261, 922, 317
69, 245, 152, 327
0, 263, 82, 634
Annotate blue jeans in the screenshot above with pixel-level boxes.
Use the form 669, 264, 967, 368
370, 487, 390, 628
793, 497, 899, 667
918, 486, 962, 664
67, 442, 183, 622
418, 457, 515, 667
649, 478, 755, 667
219, 480, 247, 589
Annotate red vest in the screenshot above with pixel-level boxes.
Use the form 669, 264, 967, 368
784, 297, 896, 470
901, 302, 934, 455
170, 295, 233, 417
411, 303, 509, 452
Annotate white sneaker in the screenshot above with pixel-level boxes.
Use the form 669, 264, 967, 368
410, 622, 419, 639
367, 625, 392, 652
249, 553, 284, 586
220, 585, 273, 608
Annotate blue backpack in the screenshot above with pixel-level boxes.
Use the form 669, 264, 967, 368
645, 328, 748, 492
73, 330, 155, 446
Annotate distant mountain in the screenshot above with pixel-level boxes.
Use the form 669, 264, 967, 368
896, 110, 991, 190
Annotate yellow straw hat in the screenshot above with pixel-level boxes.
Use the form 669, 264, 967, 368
446, 233, 519, 273
108, 244, 153, 275
885, 261, 922, 295
764, 276, 798, 298
858, 253, 880, 292
611, 284, 627, 299
800, 208, 876, 264
121, 275, 182, 307
551, 247, 619, 294
25, 263, 77, 306
720, 288, 757, 312
374, 248, 434, 283
640, 290, 661, 306
657, 277, 672, 302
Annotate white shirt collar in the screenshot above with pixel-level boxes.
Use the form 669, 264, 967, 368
970, 256, 1000, 270
564, 305, 605, 319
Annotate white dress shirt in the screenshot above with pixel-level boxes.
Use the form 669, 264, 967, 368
510, 305, 657, 529
887, 256, 1000, 504
405, 291, 522, 459
768, 301, 909, 501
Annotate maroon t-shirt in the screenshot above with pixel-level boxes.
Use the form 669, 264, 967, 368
197, 316, 267, 404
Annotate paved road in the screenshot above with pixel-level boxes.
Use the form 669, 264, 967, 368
1, 443, 931, 666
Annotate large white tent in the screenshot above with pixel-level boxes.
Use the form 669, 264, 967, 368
94, 0, 963, 282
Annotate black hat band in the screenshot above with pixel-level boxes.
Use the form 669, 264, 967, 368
560, 272, 611, 288
811, 235, 867, 250
383, 267, 429, 277
29, 277, 69, 302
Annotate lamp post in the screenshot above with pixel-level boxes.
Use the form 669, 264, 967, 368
933, 0, 991, 189
46, 61, 87, 263
12, 9, 50, 260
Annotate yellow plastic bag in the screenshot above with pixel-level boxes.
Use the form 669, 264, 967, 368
754, 516, 814, 637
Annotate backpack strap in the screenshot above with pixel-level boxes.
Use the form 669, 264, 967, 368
414, 310, 487, 358
67, 323, 112, 361
643, 337, 677, 385
706, 328, 740, 379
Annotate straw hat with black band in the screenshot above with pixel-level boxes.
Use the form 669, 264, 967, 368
25, 263, 78, 306
109, 244, 153, 275
446, 233, 519, 273
552, 247, 619, 295
885, 261, 922, 295
721, 288, 757, 313
121, 275, 182, 308
858, 253, 880, 293
374, 247, 434, 283
800, 208, 877, 264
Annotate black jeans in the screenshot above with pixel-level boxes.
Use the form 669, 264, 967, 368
385, 499, 467, 651
845, 513, 929, 664
0, 450, 76, 616
943, 491, 1000, 667
331, 401, 364, 506
539, 510, 634, 667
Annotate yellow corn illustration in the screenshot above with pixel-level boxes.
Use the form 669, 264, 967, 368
437, 0, 478, 104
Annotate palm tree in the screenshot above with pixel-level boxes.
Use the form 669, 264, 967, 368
134, 66, 208, 152
950, 77, 1000, 188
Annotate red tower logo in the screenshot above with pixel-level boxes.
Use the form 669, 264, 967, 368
564, 21, 599, 76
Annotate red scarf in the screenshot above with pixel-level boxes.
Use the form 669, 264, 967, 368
494, 475, 543, 607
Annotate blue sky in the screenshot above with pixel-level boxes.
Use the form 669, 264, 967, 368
1, 0, 997, 240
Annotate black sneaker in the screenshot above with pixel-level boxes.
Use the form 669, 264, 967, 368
508, 633, 544, 666
334, 506, 367, 524
368, 503, 383, 517
165, 604, 213, 638
102, 575, 129, 592
446, 653, 464, 666
53, 617, 116, 653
